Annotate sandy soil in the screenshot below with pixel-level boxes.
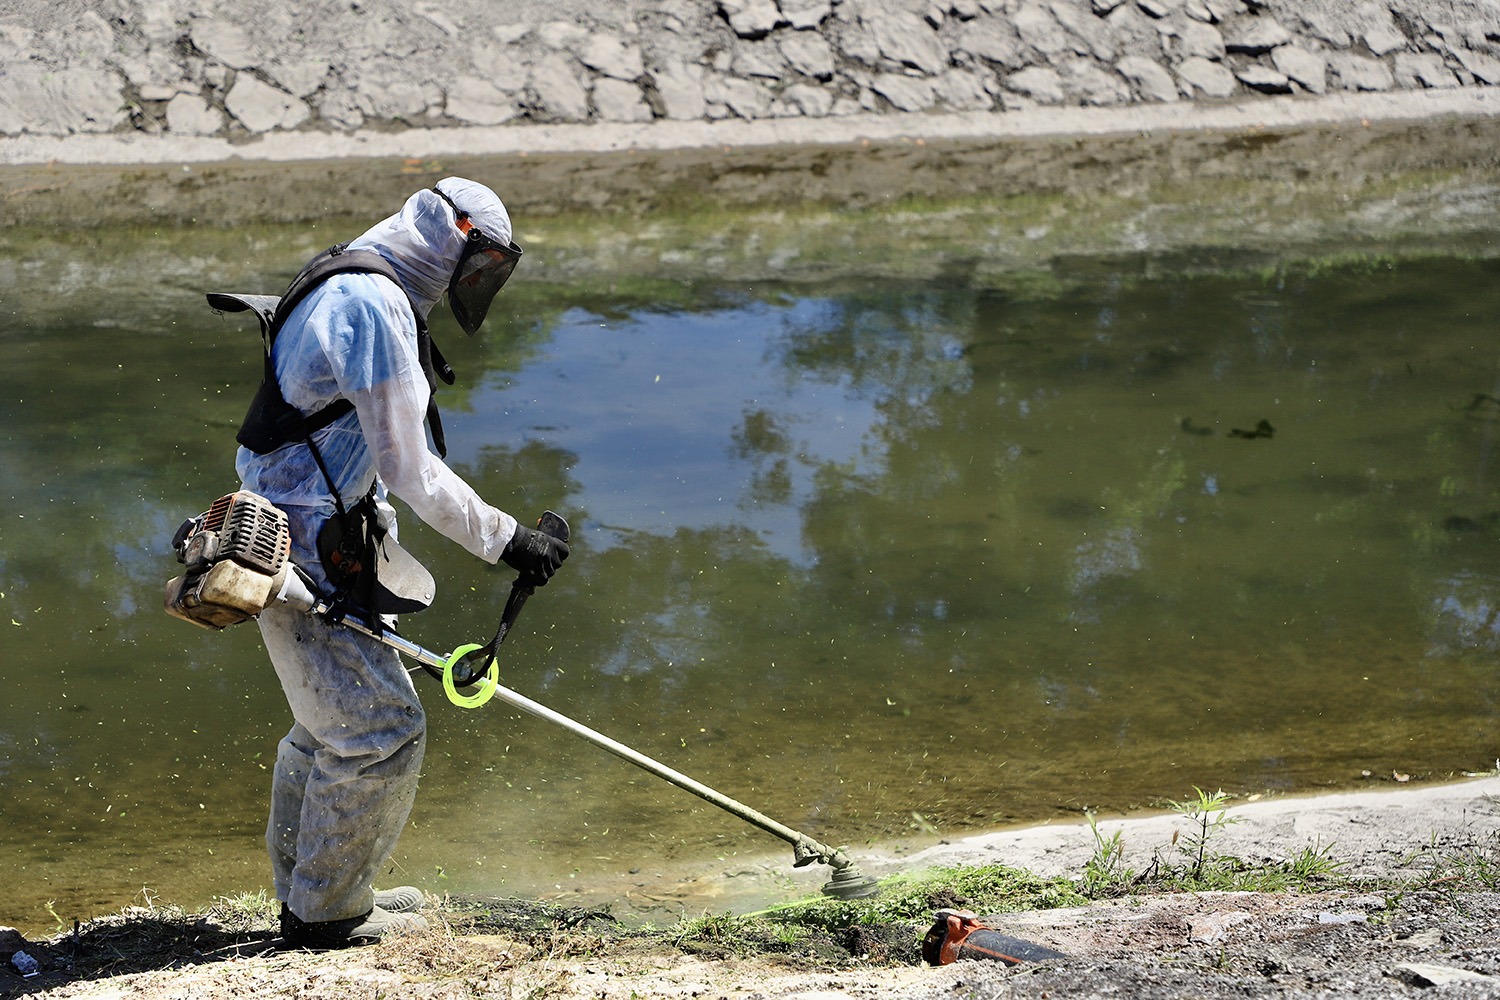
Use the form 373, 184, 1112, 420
6, 775, 1497, 999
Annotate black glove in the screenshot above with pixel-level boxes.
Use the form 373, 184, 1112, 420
501, 522, 569, 587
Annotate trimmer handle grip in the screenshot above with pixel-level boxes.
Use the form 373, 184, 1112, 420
536, 510, 570, 545
445, 510, 572, 688
508, 510, 570, 597
497, 510, 570, 630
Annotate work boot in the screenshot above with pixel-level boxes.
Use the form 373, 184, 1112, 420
280, 903, 429, 949
373, 886, 424, 913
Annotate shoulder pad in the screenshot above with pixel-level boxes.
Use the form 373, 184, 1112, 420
206, 292, 283, 340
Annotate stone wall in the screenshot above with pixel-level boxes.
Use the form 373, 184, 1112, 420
2, 0, 1499, 143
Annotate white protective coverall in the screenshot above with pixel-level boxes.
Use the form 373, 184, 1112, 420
237, 179, 520, 923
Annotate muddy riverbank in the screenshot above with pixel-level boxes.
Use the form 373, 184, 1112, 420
3, 105, 1499, 262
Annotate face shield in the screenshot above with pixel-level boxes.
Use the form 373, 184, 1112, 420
434, 187, 523, 335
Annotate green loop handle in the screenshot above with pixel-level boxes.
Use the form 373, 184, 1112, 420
442, 643, 499, 709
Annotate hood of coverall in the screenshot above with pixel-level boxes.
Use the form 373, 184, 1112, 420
348, 177, 514, 324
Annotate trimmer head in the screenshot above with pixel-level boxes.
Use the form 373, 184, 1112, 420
821, 864, 880, 900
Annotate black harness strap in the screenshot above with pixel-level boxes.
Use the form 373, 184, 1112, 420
235, 243, 453, 458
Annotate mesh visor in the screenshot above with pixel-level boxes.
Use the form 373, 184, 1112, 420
448, 230, 522, 335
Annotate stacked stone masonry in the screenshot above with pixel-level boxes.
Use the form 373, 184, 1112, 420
2, 0, 1498, 140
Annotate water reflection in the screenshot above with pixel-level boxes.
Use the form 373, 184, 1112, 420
1428, 570, 1500, 655
4, 227, 1500, 933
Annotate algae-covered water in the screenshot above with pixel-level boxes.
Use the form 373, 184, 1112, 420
4, 131, 1500, 935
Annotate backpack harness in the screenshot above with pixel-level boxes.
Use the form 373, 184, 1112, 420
235, 242, 454, 459
215, 243, 452, 630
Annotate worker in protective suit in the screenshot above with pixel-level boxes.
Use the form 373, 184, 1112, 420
236, 177, 569, 948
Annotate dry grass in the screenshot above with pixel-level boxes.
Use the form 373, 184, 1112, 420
6, 894, 723, 1000
363, 914, 585, 999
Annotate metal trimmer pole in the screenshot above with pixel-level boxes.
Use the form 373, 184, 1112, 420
470, 675, 875, 894
280, 582, 875, 896
328, 609, 449, 670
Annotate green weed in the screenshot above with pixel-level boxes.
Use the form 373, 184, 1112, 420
1289, 840, 1348, 884
756, 864, 1086, 932
1167, 786, 1240, 880
674, 911, 741, 947
206, 888, 279, 926
1408, 829, 1500, 891
1076, 791, 1349, 897
1080, 811, 1134, 896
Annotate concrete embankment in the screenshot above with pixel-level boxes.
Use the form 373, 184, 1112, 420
7, 0, 1500, 150
2, 1, 1499, 242
4, 1, 1500, 225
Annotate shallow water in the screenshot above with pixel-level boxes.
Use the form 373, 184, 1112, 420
5, 170, 1500, 935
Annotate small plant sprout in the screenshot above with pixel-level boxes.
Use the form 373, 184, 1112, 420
1168, 787, 1239, 880
1081, 811, 1133, 895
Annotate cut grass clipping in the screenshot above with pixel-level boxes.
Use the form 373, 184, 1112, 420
752, 864, 1085, 932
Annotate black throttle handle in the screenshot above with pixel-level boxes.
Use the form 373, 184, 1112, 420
448, 510, 570, 686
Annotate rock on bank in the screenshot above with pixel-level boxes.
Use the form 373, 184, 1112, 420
3, 0, 1500, 156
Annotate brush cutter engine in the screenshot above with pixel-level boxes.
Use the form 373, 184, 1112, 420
165, 490, 299, 630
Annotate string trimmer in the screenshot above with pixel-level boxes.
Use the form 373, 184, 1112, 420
165, 491, 878, 900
